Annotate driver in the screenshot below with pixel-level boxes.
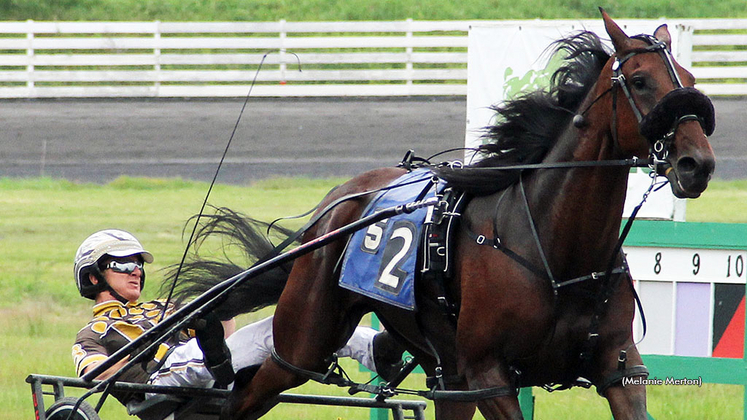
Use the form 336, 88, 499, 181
72, 229, 404, 405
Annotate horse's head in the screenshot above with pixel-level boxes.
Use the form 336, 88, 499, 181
600, 9, 716, 198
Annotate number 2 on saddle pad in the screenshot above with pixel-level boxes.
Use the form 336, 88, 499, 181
360, 218, 418, 293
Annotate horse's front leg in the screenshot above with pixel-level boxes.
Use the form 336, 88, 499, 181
434, 398, 478, 420
430, 377, 478, 420
463, 361, 523, 420
592, 271, 648, 419
416, 359, 477, 420
597, 344, 648, 420
392, 358, 477, 420
605, 382, 647, 420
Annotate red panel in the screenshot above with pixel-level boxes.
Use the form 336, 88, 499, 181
712, 296, 745, 359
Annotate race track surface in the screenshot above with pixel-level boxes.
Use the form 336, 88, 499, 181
0, 97, 743, 183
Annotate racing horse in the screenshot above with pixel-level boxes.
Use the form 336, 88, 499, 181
175, 10, 715, 420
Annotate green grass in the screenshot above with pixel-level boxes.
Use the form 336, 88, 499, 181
2, 0, 747, 21
687, 179, 747, 223
2, 176, 745, 420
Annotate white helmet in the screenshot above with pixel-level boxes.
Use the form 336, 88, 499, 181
74, 229, 154, 299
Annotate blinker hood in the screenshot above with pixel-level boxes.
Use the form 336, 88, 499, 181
639, 87, 715, 142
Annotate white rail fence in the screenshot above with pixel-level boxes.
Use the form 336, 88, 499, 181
0, 19, 744, 98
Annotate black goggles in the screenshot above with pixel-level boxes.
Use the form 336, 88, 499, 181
105, 260, 144, 274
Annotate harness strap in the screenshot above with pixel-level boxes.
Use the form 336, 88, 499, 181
518, 174, 558, 291
612, 59, 643, 123
425, 374, 466, 389
463, 222, 628, 291
578, 177, 654, 386
654, 113, 704, 162
421, 187, 466, 321
271, 343, 519, 402
427, 385, 516, 402
466, 226, 547, 279
596, 365, 650, 396
270, 349, 351, 387
553, 268, 628, 289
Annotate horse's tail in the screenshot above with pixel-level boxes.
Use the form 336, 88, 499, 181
160, 207, 298, 320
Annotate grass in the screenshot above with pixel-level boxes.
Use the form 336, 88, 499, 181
2, 0, 747, 21
687, 179, 747, 223
2, 175, 745, 420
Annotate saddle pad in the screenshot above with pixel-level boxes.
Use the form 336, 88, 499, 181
339, 168, 437, 311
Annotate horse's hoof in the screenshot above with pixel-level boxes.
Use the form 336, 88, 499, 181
372, 331, 406, 382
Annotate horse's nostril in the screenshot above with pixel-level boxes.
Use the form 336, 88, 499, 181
676, 157, 698, 174
677, 155, 716, 178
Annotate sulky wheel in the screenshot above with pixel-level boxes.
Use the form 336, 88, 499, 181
45, 396, 101, 420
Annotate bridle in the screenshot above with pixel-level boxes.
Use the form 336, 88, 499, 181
568, 34, 702, 181
610, 35, 684, 163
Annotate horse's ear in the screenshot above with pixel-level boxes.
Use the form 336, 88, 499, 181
600, 7, 632, 53
654, 24, 673, 51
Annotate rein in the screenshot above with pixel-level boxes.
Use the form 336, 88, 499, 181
254, 155, 654, 274
442, 156, 652, 173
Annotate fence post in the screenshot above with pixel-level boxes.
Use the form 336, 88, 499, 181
26, 19, 34, 96
405, 18, 413, 89
674, 23, 693, 69
279, 19, 287, 85
154, 20, 161, 97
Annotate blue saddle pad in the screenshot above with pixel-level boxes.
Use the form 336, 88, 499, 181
338, 168, 437, 311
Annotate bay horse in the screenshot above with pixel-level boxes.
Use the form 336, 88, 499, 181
170, 10, 715, 420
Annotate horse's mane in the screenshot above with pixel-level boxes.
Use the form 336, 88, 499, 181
435, 31, 612, 195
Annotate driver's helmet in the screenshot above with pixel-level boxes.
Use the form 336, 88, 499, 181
74, 229, 154, 299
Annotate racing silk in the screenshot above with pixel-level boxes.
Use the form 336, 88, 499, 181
72, 299, 190, 403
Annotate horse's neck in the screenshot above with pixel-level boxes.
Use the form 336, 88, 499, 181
525, 123, 630, 272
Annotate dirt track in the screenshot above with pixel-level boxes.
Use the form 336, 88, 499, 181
0, 97, 743, 183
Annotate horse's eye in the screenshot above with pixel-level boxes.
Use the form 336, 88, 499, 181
631, 76, 647, 90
